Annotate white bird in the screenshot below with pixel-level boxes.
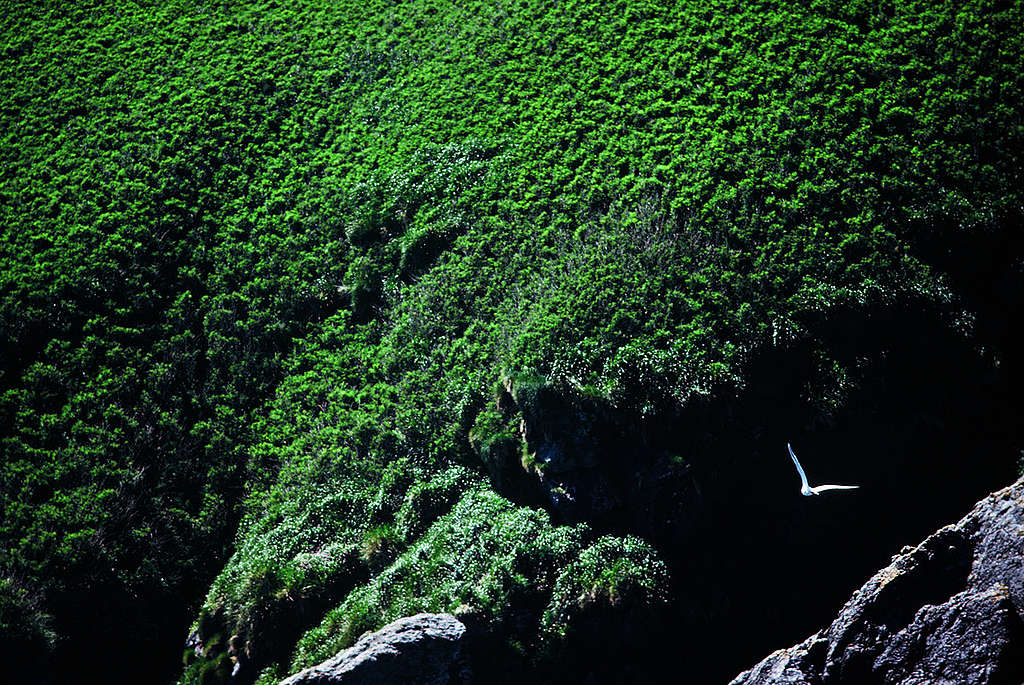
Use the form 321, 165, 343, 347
788, 443, 859, 496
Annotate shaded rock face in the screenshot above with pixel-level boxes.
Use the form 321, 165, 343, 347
484, 302, 1023, 683
506, 380, 688, 530
280, 613, 469, 685
730, 477, 1024, 685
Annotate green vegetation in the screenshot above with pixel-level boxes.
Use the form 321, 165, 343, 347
541, 535, 670, 642
1, 0, 1022, 681
0, 576, 56, 676
291, 488, 591, 672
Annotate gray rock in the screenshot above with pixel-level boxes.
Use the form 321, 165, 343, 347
279, 613, 470, 685
731, 477, 1024, 685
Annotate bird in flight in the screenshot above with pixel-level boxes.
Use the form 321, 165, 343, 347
788, 443, 859, 496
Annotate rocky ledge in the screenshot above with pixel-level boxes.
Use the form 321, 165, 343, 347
731, 477, 1024, 685
280, 613, 470, 685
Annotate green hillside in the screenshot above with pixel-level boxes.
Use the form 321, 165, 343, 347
2, 0, 1022, 682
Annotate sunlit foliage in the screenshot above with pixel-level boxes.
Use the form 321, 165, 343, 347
1, 0, 1021, 681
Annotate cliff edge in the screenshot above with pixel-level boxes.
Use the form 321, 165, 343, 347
730, 477, 1024, 685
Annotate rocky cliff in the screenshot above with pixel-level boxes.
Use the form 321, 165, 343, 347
279, 613, 469, 685
730, 477, 1024, 685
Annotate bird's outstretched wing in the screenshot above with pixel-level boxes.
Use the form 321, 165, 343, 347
788, 443, 810, 490
811, 484, 859, 493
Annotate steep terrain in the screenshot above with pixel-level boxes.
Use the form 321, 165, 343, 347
731, 477, 1024, 685
1, 0, 1023, 683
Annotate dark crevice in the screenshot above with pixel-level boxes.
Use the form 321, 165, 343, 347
992, 602, 1024, 685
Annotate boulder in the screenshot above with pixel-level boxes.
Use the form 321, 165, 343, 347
730, 477, 1024, 685
279, 613, 469, 685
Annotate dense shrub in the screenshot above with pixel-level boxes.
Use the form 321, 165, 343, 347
540, 536, 671, 642
395, 466, 481, 541
1, 0, 1022, 681
290, 488, 596, 671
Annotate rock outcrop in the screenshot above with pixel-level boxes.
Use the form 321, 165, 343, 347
730, 477, 1024, 685
279, 613, 469, 685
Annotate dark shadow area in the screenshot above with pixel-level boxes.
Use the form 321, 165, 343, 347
494, 297, 1023, 684
671, 301, 1021, 684
992, 607, 1024, 685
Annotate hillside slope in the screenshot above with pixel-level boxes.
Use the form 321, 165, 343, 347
1, 0, 1023, 683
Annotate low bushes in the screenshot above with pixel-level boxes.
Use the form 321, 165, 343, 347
289, 489, 671, 679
